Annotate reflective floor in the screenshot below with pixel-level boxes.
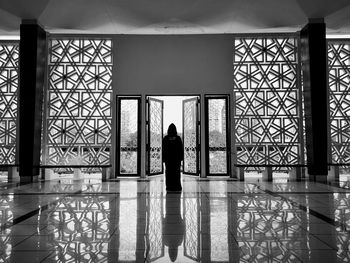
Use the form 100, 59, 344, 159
1, 176, 350, 262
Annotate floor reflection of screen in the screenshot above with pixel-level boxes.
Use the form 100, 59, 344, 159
211, 193, 228, 262
148, 179, 164, 261
184, 193, 199, 261
119, 181, 137, 261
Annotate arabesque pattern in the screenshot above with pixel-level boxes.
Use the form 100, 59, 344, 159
47, 196, 112, 262
328, 41, 350, 163
148, 190, 164, 260
184, 193, 199, 261
183, 99, 197, 174
208, 99, 227, 174
233, 37, 302, 169
46, 39, 112, 171
0, 43, 19, 164
149, 99, 163, 174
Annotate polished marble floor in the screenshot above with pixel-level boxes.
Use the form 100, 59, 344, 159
1, 176, 350, 262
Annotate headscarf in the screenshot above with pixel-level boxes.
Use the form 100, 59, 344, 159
167, 123, 177, 136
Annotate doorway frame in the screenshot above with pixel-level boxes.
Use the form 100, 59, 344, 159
146, 96, 164, 176
204, 94, 231, 176
145, 94, 201, 177
182, 96, 201, 176
116, 95, 142, 177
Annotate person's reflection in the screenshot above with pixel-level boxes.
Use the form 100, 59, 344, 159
163, 192, 185, 262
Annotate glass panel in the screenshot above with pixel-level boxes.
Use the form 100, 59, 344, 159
0, 43, 19, 164
328, 41, 350, 163
149, 99, 163, 174
233, 37, 302, 170
183, 99, 197, 174
208, 99, 227, 174
46, 39, 112, 173
120, 99, 138, 174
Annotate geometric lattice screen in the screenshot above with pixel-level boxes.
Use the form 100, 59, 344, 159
233, 37, 303, 170
328, 40, 350, 164
45, 39, 112, 171
0, 42, 19, 164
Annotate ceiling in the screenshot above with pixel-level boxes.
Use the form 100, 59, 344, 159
0, 0, 350, 35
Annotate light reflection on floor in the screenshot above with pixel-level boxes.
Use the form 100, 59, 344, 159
0, 176, 350, 262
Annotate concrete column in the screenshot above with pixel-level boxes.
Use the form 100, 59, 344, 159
8, 166, 19, 182
289, 167, 302, 182
300, 18, 329, 182
102, 167, 112, 182
236, 167, 245, 181
262, 167, 273, 182
18, 20, 47, 183
328, 166, 340, 183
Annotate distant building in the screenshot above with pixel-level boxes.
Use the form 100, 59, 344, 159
121, 110, 130, 145
221, 105, 226, 134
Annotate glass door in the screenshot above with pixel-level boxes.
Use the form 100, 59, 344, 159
182, 97, 200, 175
205, 95, 230, 175
146, 97, 164, 175
117, 96, 141, 176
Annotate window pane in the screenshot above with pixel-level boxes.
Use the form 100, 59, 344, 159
208, 98, 227, 174
120, 99, 138, 174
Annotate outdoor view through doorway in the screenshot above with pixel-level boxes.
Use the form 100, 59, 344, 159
147, 96, 200, 177
118, 95, 230, 177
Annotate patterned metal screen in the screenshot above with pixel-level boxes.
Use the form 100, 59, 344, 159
208, 98, 227, 174
0, 42, 19, 164
119, 99, 138, 174
328, 40, 350, 164
233, 37, 302, 169
45, 39, 112, 171
183, 98, 198, 174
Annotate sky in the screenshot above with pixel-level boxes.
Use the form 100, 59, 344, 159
152, 96, 197, 135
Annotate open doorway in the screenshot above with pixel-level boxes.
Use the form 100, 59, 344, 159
146, 95, 200, 177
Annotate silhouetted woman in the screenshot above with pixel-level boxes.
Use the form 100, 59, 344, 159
162, 123, 183, 191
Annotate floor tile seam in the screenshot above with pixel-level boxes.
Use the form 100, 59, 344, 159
8, 233, 36, 248
3, 190, 345, 196
255, 185, 350, 234
273, 228, 338, 251
40, 251, 55, 263
0, 190, 83, 232
298, 230, 341, 250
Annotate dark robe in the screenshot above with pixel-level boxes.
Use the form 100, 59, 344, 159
162, 134, 183, 191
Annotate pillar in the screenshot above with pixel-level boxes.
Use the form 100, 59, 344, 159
289, 167, 302, 182
262, 167, 273, 182
300, 18, 329, 182
18, 20, 47, 182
